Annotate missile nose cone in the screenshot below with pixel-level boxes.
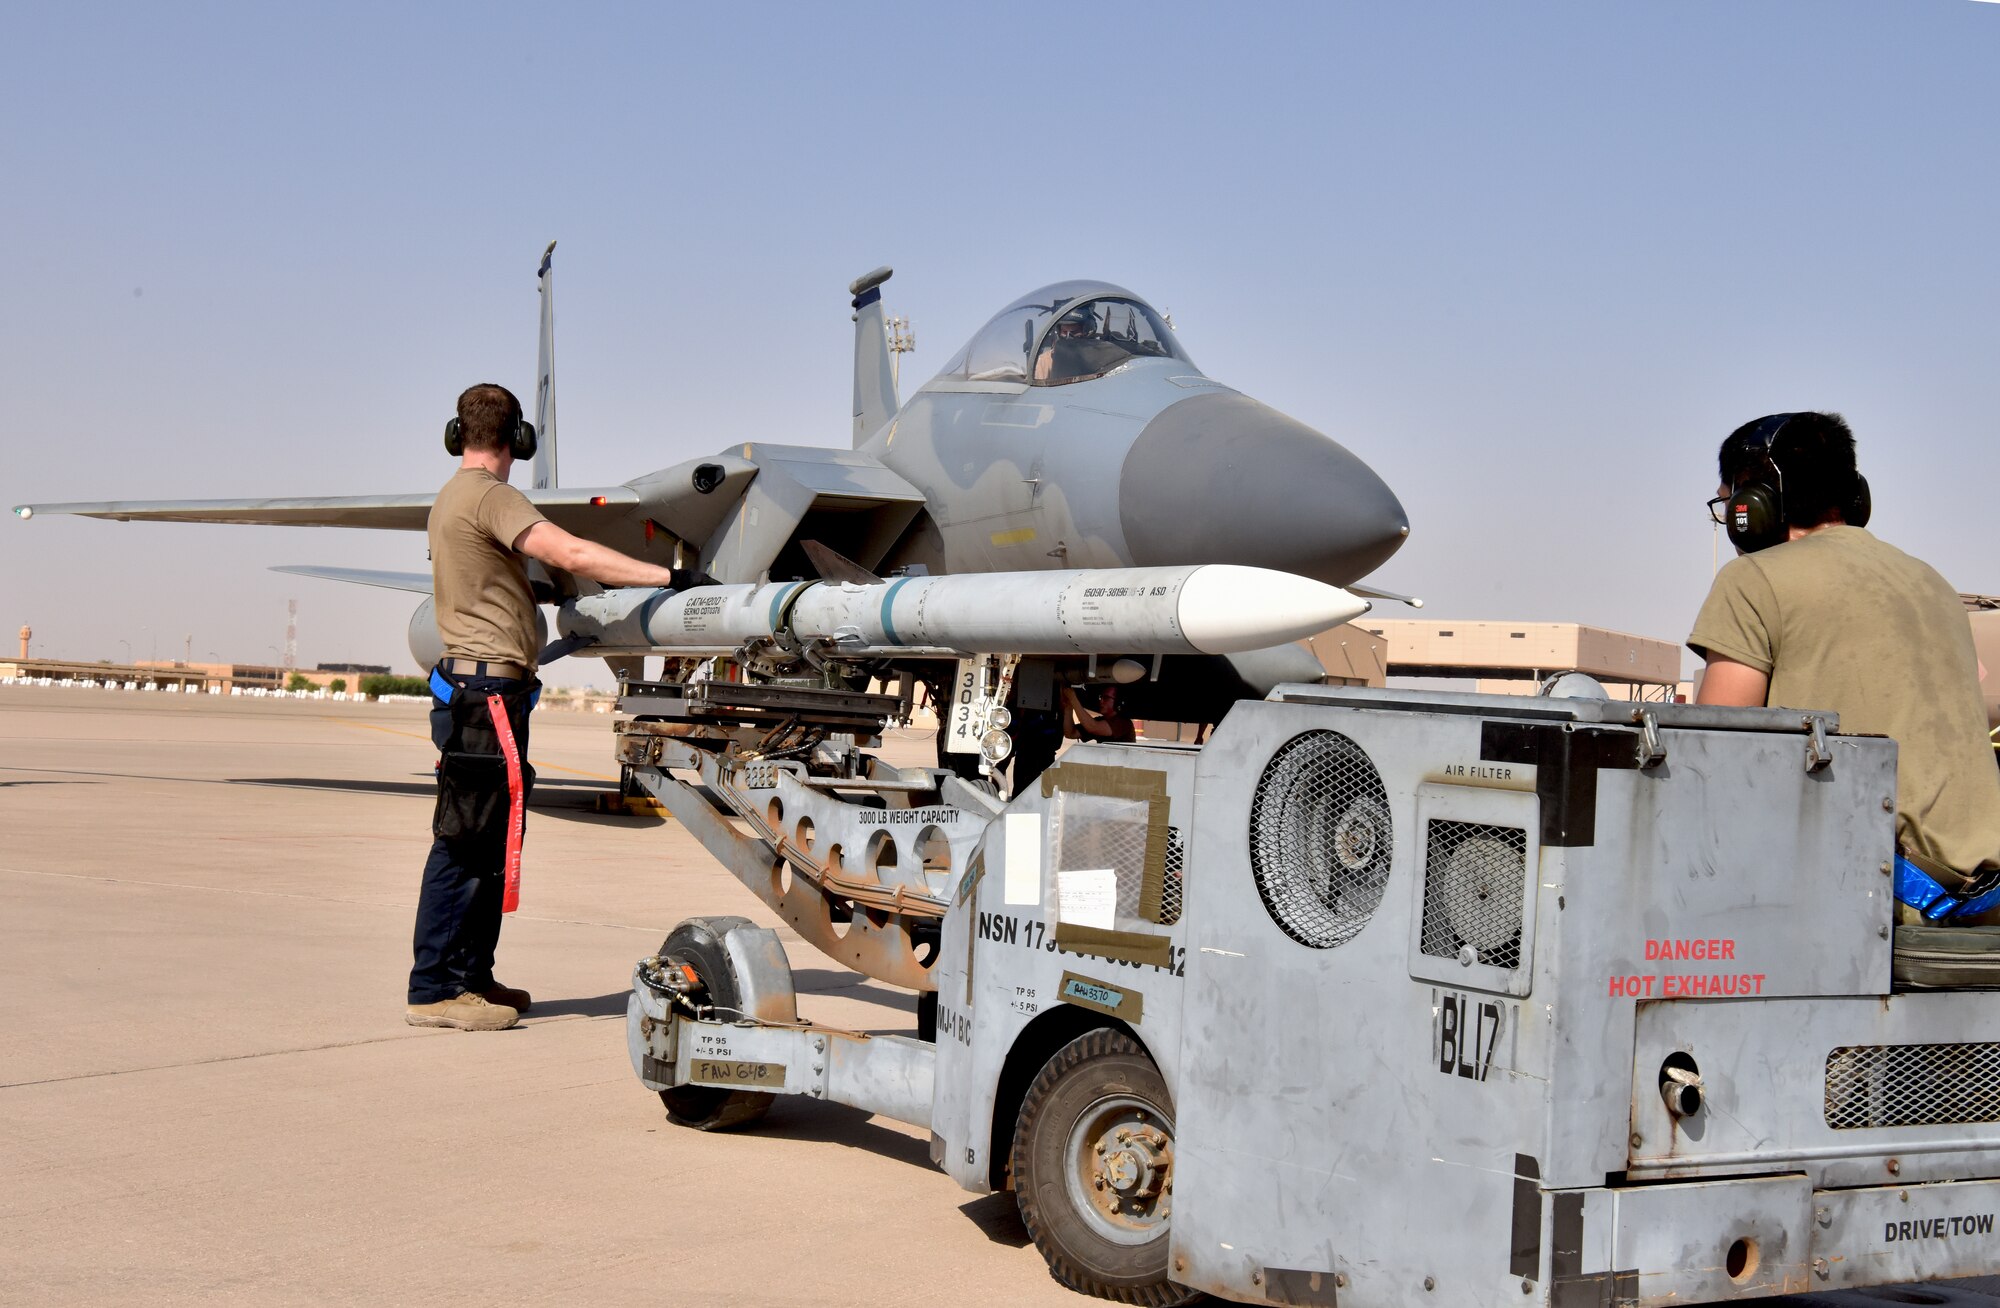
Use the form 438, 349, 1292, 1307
1177, 566, 1370, 654
1118, 392, 1408, 586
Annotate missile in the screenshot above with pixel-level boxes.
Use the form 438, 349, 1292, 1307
556, 564, 1369, 659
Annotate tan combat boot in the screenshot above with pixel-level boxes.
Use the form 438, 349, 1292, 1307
406, 991, 519, 1031
478, 983, 532, 1012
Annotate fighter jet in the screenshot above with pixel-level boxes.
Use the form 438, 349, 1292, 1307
14, 254, 1410, 723
1964, 595, 2000, 738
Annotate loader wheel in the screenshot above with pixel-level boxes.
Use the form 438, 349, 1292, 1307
1012, 1029, 1200, 1306
656, 917, 774, 1133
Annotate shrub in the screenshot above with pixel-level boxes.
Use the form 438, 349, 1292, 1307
360, 674, 430, 698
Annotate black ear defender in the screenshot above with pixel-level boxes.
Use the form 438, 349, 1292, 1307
1722, 412, 1869, 552
1845, 472, 1872, 529
444, 416, 538, 460
1721, 412, 1797, 553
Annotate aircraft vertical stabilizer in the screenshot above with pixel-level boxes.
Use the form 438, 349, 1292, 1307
533, 240, 559, 490
849, 266, 898, 446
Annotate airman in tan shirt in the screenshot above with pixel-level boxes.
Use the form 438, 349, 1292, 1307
429, 467, 548, 669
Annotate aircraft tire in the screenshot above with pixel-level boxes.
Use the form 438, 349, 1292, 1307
655, 917, 775, 1133
1012, 1029, 1201, 1306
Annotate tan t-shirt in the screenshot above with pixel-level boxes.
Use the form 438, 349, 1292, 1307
428, 468, 548, 669
1689, 526, 2000, 875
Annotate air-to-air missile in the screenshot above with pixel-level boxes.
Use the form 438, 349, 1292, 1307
555, 564, 1369, 660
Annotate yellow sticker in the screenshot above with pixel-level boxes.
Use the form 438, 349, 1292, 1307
989, 526, 1038, 547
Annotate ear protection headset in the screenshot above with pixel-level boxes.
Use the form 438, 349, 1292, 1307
444, 414, 538, 460
1722, 412, 1871, 553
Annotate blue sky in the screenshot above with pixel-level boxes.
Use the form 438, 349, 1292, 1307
4, 3, 1996, 682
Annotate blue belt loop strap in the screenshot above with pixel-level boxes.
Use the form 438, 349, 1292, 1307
429, 666, 535, 709
1894, 855, 2000, 922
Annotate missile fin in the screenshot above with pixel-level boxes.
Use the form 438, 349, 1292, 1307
800, 540, 883, 586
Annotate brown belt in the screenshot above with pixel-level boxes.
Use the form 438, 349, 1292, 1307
441, 657, 529, 679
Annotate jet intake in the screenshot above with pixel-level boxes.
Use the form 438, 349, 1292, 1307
407, 597, 443, 673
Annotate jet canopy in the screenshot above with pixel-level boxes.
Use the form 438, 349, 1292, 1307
933, 281, 1194, 388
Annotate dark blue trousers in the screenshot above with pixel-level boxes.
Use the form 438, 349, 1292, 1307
408, 673, 532, 1004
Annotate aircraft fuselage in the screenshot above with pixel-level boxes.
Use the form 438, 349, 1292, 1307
868, 352, 1408, 588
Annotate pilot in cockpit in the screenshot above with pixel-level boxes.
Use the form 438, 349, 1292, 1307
1034, 304, 1129, 385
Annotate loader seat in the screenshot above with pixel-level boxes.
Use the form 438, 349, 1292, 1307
1893, 925, 2000, 989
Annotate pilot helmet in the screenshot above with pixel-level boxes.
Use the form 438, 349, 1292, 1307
1055, 305, 1097, 338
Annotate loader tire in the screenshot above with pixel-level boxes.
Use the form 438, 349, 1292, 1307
1012, 1029, 1201, 1306
656, 917, 774, 1133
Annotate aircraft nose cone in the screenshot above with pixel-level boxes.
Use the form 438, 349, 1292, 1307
1118, 391, 1409, 586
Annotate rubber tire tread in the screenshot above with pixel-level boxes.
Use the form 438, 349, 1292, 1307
657, 916, 775, 1132
1011, 1028, 1203, 1306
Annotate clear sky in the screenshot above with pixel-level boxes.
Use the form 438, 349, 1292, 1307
4, 3, 1996, 685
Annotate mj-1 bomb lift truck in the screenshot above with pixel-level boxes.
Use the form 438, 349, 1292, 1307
617, 674, 2000, 1306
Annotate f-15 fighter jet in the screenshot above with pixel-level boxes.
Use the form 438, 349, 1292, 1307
15, 253, 1410, 724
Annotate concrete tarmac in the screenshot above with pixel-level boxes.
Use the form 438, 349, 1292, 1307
0, 684, 1073, 1307
6, 684, 1998, 1308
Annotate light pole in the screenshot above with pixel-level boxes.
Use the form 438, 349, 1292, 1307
117, 639, 131, 663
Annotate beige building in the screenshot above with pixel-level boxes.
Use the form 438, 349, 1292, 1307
1, 658, 380, 694
1303, 623, 1388, 686
1360, 620, 1687, 700
2, 657, 212, 689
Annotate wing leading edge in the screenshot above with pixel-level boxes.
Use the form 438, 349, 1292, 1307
269, 565, 434, 594
13, 486, 641, 532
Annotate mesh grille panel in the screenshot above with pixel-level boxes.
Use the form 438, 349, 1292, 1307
1049, 790, 1150, 920
1825, 1042, 2000, 1130
1159, 826, 1184, 926
1420, 821, 1527, 969
1248, 730, 1393, 948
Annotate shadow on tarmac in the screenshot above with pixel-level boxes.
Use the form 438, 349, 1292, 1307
530, 802, 667, 828
525, 992, 630, 1020
223, 776, 663, 827
754, 1099, 935, 1171
957, 1192, 1033, 1248
228, 774, 606, 797
792, 968, 924, 1015
231, 776, 438, 798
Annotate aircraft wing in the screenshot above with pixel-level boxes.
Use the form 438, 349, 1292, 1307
270, 565, 433, 594
13, 486, 642, 533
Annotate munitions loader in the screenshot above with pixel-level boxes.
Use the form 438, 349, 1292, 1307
620, 675, 2000, 1306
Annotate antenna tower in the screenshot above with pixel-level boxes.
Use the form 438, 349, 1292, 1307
284, 600, 298, 670
886, 315, 916, 391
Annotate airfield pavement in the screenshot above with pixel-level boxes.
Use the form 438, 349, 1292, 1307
7, 684, 2000, 1308
0, 684, 1077, 1307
